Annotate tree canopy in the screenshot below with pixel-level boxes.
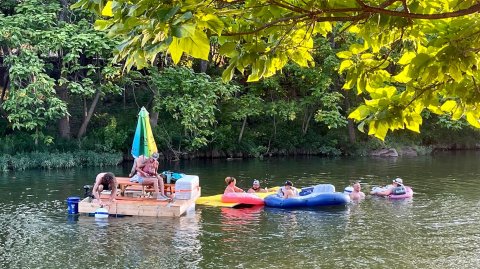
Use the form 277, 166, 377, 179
72, 0, 480, 140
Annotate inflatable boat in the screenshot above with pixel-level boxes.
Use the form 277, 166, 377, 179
264, 184, 350, 208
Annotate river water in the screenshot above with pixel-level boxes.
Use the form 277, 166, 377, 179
0, 152, 479, 268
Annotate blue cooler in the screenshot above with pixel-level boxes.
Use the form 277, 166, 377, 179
66, 196, 81, 214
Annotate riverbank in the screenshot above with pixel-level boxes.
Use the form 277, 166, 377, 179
0, 151, 122, 171
2, 143, 479, 172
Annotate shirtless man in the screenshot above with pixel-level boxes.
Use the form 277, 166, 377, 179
92, 172, 117, 205
131, 152, 168, 200
247, 179, 268, 193
349, 182, 366, 200
281, 180, 298, 198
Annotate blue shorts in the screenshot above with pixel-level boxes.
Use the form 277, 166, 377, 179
130, 174, 145, 184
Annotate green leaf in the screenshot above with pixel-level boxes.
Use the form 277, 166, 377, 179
343, 70, 358, 90
393, 65, 412, 83
336, 51, 352, 59
222, 62, 236, 82
440, 100, 457, 113
171, 23, 196, 38
94, 20, 113, 31
219, 42, 237, 57
465, 111, 480, 128
173, 12, 193, 25
201, 14, 224, 34
348, 105, 370, 121
405, 117, 421, 133
448, 64, 463, 82
168, 37, 183, 64
397, 51, 416, 65
339, 60, 353, 73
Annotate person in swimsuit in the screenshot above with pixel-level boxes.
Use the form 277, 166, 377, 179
349, 182, 366, 200
247, 179, 268, 193
224, 176, 244, 194
281, 180, 298, 198
131, 152, 169, 200
92, 172, 117, 205
371, 178, 404, 196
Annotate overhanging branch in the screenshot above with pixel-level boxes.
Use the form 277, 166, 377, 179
223, 2, 480, 36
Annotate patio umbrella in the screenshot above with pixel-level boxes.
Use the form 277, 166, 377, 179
131, 107, 158, 158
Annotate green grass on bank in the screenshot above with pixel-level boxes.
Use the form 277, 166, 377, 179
0, 151, 123, 172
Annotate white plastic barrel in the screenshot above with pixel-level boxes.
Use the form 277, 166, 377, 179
95, 207, 109, 219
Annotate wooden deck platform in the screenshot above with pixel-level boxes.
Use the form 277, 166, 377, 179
78, 187, 201, 217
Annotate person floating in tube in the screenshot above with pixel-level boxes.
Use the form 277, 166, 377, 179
370, 178, 406, 196
277, 180, 299, 198
224, 176, 245, 194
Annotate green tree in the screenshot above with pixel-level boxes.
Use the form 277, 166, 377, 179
1, 0, 123, 143
149, 67, 239, 156
74, 0, 480, 140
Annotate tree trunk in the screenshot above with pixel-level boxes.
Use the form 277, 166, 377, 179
302, 110, 313, 135
0, 71, 9, 116
200, 60, 208, 73
150, 111, 159, 127
77, 89, 101, 138
347, 119, 356, 143
344, 92, 356, 143
238, 116, 247, 143
56, 85, 71, 139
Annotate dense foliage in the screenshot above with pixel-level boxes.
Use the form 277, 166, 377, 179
73, 0, 480, 140
1, 0, 480, 171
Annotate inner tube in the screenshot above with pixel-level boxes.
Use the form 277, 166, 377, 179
221, 193, 265, 205
388, 186, 413, 199
264, 192, 350, 208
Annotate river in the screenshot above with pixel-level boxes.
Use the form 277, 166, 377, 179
0, 152, 479, 268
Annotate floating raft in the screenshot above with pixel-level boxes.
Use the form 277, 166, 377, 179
196, 188, 278, 208
78, 188, 201, 217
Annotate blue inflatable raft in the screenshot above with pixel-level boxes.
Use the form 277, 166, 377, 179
264, 184, 350, 208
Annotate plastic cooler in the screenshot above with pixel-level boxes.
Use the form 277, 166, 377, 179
174, 175, 200, 200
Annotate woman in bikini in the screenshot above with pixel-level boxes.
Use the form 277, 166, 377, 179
224, 176, 245, 194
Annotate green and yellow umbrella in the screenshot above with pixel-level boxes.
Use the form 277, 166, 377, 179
131, 107, 158, 158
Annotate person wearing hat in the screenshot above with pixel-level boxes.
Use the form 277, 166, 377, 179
371, 178, 404, 196
130, 152, 170, 200
277, 180, 299, 198
247, 179, 268, 193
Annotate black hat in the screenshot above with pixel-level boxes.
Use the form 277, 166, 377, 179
284, 180, 293, 186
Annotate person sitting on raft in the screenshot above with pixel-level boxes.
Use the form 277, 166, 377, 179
349, 182, 365, 200
277, 180, 298, 198
131, 152, 170, 200
224, 176, 245, 194
247, 179, 268, 193
92, 172, 117, 206
371, 178, 404, 196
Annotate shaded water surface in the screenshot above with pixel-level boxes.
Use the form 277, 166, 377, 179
1, 152, 479, 268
